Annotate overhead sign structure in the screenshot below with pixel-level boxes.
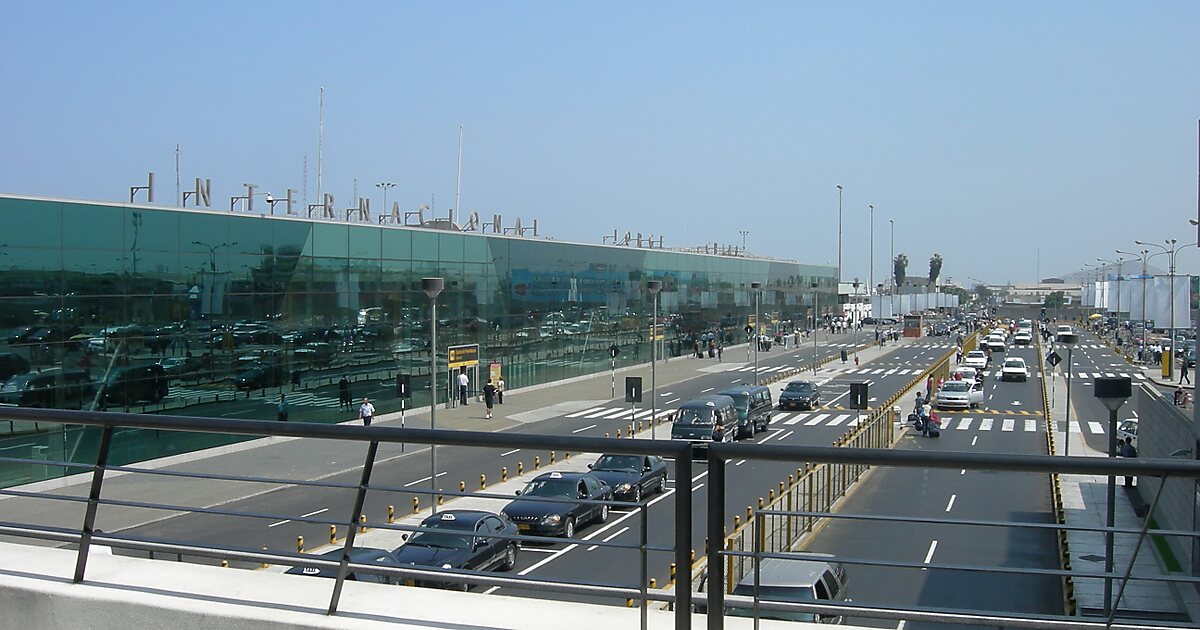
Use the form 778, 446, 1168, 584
448, 344, 480, 369
625, 376, 643, 403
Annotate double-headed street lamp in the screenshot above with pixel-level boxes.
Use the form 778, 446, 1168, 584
376, 182, 396, 215
1116, 248, 1152, 330
1097, 256, 1124, 336
647, 280, 663, 435
836, 185, 843, 283
422, 277, 445, 513
811, 280, 820, 374
1135, 238, 1188, 379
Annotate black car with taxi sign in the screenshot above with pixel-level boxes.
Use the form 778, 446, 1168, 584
501, 471, 613, 538
284, 547, 404, 584
587, 453, 668, 503
393, 509, 520, 590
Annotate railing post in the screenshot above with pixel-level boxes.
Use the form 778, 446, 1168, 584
706, 446, 725, 630
73, 424, 114, 583
675, 446, 692, 630
328, 440, 380, 615
640, 498, 649, 630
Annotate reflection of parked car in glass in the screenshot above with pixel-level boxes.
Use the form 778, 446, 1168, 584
294, 342, 335, 365
158, 356, 203, 379
0, 352, 31, 382
234, 363, 288, 390
0, 369, 95, 408
8, 326, 45, 346
99, 364, 168, 406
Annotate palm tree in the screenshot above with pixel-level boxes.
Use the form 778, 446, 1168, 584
929, 254, 943, 287
893, 254, 908, 289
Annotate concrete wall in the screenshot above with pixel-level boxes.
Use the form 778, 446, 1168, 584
0, 541, 801, 630
1133, 390, 1200, 577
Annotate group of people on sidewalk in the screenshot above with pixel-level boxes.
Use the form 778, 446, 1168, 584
910, 390, 942, 438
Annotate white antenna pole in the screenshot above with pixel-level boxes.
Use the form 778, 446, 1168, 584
303, 155, 308, 209
454, 124, 463, 227
317, 87, 324, 206
175, 144, 181, 206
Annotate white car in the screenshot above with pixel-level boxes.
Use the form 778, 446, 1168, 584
952, 367, 978, 382
963, 350, 988, 370
1056, 324, 1074, 341
1000, 357, 1030, 382
1012, 331, 1032, 345
984, 334, 1007, 353
1117, 418, 1138, 448
935, 380, 984, 409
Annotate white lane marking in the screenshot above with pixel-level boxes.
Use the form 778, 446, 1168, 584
567, 407, 604, 418
700, 387, 714, 393
778, 430, 794, 441
302, 508, 328, 518
945, 495, 956, 512
923, 540, 938, 565
825, 414, 852, 427
586, 526, 630, 551
571, 424, 596, 434
268, 519, 291, 528
782, 413, 809, 426
660, 392, 673, 397
956, 418, 972, 430
601, 408, 635, 419
1025, 419, 1037, 432
897, 620, 908, 630
582, 408, 616, 418
1088, 421, 1105, 434
692, 483, 705, 492
731, 379, 742, 384
500, 449, 520, 457
692, 470, 709, 482
773, 412, 792, 424
1131, 410, 1138, 417
1002, 419, 1015, 432
734, 459, 747, 466
404, 472, 448, 487
979, 418, 994, 431
971, 436, 978, 446
664, 398, 680, 405
632, 409, 656, 419
805, 413, 831, 426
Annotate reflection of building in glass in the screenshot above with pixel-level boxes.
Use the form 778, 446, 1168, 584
0, 194, 835, 483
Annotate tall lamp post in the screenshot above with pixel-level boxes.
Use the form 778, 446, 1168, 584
836, 185, 843, 283
1135, 239, 1187, 379
422, 277, 444, 513
647, 280, 663, 436
1058, 331, 1079, 457
889, 219, 895, 317
1094, 376, 1132, 618
1097, 256, 1125, 338
876, 283, 883, 345
811, 280, 820, 374
868, 205, 874, 295
375, 182, 396, 216
851, 278, 861, 357
750, 281, 761, 385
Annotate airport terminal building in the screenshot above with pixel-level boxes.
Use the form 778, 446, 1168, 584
0, 194, 835, 484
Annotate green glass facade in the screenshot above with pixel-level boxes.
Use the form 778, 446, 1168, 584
0, 194, 834, 486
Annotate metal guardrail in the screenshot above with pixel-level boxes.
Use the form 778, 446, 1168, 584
0, 406, 1198, 630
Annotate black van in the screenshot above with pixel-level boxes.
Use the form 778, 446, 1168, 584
0, 352, 30, 382
716, 385, 774, 439
670, 395, 736, 452
0, 369, 95, 408
99, 364, 168, 406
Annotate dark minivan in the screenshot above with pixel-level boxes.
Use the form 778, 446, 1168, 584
716, 385, 773, 439
670, 395, 736, 452
98, 364, 168, 407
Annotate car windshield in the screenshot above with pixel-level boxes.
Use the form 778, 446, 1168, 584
676, 408, 716, 425
592, 455, 641, 472
967, 352, 985, 359
785, 382, 814, 394
521, 477, 577, 498
724, 393, 750, 411
1004, 360, 1024, 368
941, 381, 969, 392
407, 521, 473, 549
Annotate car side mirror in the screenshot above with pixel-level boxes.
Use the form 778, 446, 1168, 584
401, 533, 409, 542
644, 464, 652, 471
514, 490, 521, 496
587, 463, 593, 469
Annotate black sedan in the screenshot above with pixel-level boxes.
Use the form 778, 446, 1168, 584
285, 547, 404, 584
587, 454, 668, 503
778, 380, 820, 411
234, 362, 288, 390
393, 509, 519, 590
501, 471, 613, 539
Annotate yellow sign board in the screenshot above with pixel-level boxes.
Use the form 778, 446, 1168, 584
648, 323, 664, 341
448, 344, 480, 369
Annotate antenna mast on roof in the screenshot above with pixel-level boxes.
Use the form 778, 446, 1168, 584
316, 87, 324, 207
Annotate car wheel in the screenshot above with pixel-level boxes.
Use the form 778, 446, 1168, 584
563, 518, 576, 539
501, 544, 517, 571
633, 485, 642, 504
597, 503, 609, 524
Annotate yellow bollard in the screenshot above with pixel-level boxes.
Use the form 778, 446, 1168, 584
690, 549, 696, 564
480, 474, 487, 489
260, 547, 269, 569
387, 504, 395, 524
628, 423, 634, 436
626, 598, 635, 607
616, 428, 622, 439
550, 450, 556, 464
564, 451, 570, 459
517, 462, 524, 475
534, 456, 541, 470
297, 536, 304, 553
502, 466, 508, 482
649, 577, 657, 589
221, 559, 229, 568
669, 562, 676, 581
329, 525, 337, 544
438, 494, 444, 505
733, 515, 740, 529
757, 497, 765, 510
605, 432, 610, 438
359, 514, 367, 534
459, 480, 466, 492
412, 496, 420, 514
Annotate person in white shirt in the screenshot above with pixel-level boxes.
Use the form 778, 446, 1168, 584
359, 397, 376, 427
458, 371, 469, 406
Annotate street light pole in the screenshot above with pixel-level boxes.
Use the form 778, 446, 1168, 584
1094, 377, 1132, 619
1059, 332, 1078, 458
868, 204, 874, 295
1136, 239, 1187, 379
750, 281, 761, 385
852, 279, 860, 358
422, 278, 444, 513
889, 219, 895, 317
811, 281, 820, 374
647, 280, 663, 436
375, 182, 395, 217
836, 185, 843, 284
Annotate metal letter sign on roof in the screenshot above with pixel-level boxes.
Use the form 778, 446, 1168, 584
448, 344, 480, 369
1046, 351, 1061, 367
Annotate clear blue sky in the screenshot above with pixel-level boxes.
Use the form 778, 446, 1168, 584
2, 1, 1197, 285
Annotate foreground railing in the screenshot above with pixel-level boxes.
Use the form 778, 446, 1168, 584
0, 406, 1197, 630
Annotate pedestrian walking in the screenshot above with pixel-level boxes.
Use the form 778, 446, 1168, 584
338, 376, 351, 411
359, 397, 375, 427
458, 370, 470, 406
276, 393, 289, 422
1119, 436, 1137, 486
497, 377, 505, 404
1179, 358, 1191, 385
926, 376, 933, 400
483, 379, 497, 419
717, 344, 723, 361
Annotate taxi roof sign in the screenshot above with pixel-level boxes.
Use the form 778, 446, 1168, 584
439, 513, 457, 520
548, 472, 563, 478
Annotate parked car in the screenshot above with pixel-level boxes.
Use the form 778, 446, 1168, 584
935, 380, 984, 410
726, 556, 850, 624
158, 355, 203, 379
294, 342, 335, 365
778, 380, 821, 411
501, 471, 613, 538
234, 362, 289, 390
392, 510, 519, 589
670, 395, 736, 453
1117, 418, 1138, 449
99, 364, 168, 406
0, 352, 31, 382
6, 325, 42, 346
586, 453, 668, 503
716, 385, 774, 438
0, 369, 95, 408
962, 351, 989, 370
285, 547, 404, 584
1000, 357, 1030, 382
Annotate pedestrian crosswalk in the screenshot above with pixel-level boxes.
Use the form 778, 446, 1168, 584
835, 367, 1148, 381
774, 410, 1044, 433
729, 364, 799, 374
266, 392, 342, 409
563, 406, 677, 420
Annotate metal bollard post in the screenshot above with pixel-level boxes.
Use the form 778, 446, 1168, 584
329, 525, 337, 544
297, 536, 304, 553
733, 515, 740, 529
412, 497, 420, 514
459, 480, 466, 492
502, 466, 508, 481
260, 547, 269, 569
387, 505, 395, 524
480, 474, 487, 489
221, 559, 229, 568
437, 494, 444, 506
669, 563, 676, 581
359, 514, 367, 534
517, 462, 524, 475
550, 451, 556, 464
534, 456, 540, 470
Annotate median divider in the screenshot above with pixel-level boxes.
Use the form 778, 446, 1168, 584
1038, 332, 1077, 616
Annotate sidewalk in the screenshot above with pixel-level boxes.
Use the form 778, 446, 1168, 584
1, 332, 912, 539
1050, 361, 1197, 621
